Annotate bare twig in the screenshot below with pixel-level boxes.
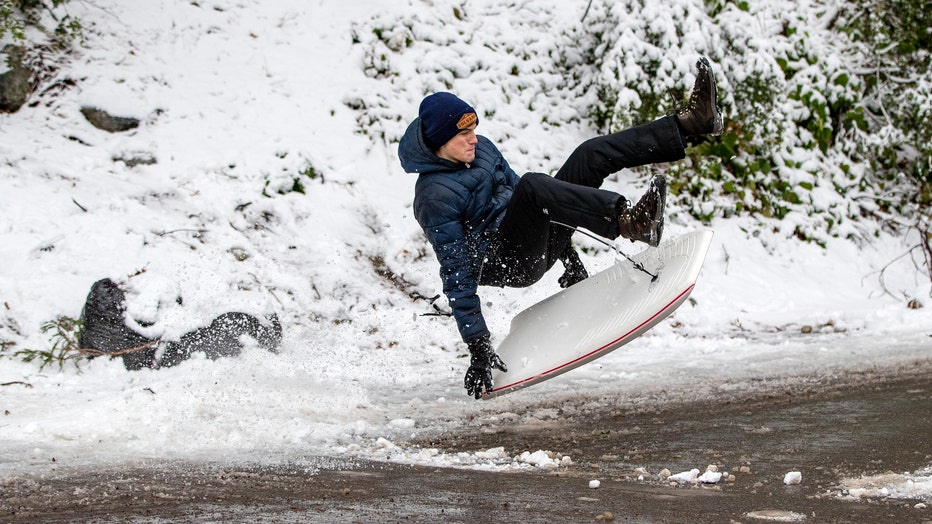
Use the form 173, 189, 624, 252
155, 228, 207, 237
1, 381, 33, 388
874, 217, 932, 300
77, 340, 159, 357
911, 220, 932, 293
581, 0, 593, 22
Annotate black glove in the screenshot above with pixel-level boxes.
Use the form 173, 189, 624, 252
464, 335, 508, 399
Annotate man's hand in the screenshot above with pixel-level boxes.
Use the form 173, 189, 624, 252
464, 335, 508, 399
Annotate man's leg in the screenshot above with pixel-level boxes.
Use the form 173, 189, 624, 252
481, 172, 620, 287
544, 58, 721, 278
481, 116, 686, 288
555, 114, 686, 187
547, 115, 686, 277
554, 54, 724, 187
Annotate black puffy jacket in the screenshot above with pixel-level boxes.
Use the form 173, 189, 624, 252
398, 118, 520, 342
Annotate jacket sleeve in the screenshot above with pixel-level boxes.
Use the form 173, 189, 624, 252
416, 195, 489, 343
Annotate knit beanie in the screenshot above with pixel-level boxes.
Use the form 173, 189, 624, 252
418, 92, 478, 151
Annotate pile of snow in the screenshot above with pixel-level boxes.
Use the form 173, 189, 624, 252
664, 465, 724, 485
349, 441, 572, 472
0, 0, 930, 507
744, 509, 807, 522
784, 471, 803, 485
839, 467, 932, 504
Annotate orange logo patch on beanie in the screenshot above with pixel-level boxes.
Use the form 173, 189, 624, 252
457, 112, 477, 129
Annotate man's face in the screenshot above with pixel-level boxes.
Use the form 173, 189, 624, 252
436, 123, 478, 164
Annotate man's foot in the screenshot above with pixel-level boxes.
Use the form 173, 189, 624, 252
618, 175, 666, 247
676, 57, 724, 137
558, 246, 588, 288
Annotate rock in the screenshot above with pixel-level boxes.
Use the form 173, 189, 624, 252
0, 45, 36, 113
157, 311, 283, 367
78, 278, 282, 370
80, 106, 140, 132
78, 278, 157, 370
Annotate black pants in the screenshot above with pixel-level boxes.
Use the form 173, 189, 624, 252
480, 115, 686, 287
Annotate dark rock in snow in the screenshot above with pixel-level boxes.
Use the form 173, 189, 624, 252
0, 45, 36, 113
80, 106, 141, 132
78, 278, 282, 370
78, 278, 156, 370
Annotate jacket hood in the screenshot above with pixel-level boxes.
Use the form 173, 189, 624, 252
398, 117, 462, 175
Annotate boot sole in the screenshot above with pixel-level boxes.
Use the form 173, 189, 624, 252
648, 175, 666, 247
698, 57, 724, 136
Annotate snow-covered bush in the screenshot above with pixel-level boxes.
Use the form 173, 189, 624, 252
345, 1, 591, 173
349, 0, 931, 251
0, 0, 26, 41
832, 0, 932, 207
0, 0, 82, 48
568, 0, 930, 245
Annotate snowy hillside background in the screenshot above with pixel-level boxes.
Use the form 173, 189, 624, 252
1, 0, 931, 499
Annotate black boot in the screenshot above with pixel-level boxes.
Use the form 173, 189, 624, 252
676, 57, 724, 137
618, 175, 666, 247
558, 246, 588, 288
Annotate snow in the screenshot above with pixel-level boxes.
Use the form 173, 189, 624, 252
698, 467, 724, 484
1, 0, 931, 508
744, 509, 807, 522
668, 468, 701, 483
840, 467, 932, 503
783, 471, 802, 485
0, 49, 9, 76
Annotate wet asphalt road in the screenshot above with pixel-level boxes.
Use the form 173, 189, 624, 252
2, 364, 932, 523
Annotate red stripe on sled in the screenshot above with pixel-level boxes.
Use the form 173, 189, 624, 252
489, 283, 695, 394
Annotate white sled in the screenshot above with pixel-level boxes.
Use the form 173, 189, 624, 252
486, 230, 714, 397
